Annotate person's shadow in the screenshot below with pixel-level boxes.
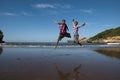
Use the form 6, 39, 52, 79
73, 64, 86, 80
54, 63, 71, 80
0, 47, 3, 55
54, 63, 86, 80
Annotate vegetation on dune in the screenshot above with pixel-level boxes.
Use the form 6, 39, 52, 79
89, 27, 120, 41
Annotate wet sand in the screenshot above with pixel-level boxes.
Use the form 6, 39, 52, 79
95, 47, 120, 59
0, 47, 120, 80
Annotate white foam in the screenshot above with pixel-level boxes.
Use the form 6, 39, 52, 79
1, 44, 119, 48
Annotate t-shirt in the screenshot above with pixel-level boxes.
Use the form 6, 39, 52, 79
73, 25, 79, 35
58, 23, 67, 35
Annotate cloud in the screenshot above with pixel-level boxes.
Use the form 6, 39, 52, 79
80, 9, 93, 13
21, 11, 34, 16
54, 4, 71, 9
33, 4, 56, 9
0, 12, 34, 17
2, 12, 16, 16
99, 24, 113, 27
32, 3, 71, 9
62, 5, 71, 9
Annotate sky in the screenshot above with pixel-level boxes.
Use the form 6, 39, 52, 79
0, 0, 120, 42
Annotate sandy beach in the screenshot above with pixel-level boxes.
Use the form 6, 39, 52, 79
0, 47, 120, 80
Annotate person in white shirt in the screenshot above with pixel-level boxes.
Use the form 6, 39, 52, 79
72, 19, 85, 46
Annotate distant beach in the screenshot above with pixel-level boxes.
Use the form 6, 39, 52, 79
0, 44, 120, 80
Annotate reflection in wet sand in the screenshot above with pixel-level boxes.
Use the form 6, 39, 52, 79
73, 64, 86, 80
54, 63, 71, 80
54, 63, 86, 80
95, 47, 120, 59
0, 47, 3, 55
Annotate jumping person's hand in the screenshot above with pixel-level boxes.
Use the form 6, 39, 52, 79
82, 22, 86, 26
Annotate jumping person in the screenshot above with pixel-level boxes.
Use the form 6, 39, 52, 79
54, 19, 71, 49
72, 19, 85, 46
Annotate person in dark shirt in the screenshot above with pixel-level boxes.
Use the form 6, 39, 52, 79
54, 19, 71, 49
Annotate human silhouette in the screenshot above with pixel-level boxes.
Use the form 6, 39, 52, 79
72, 19, 85, 46
72, 64, 86, 80
54, 19, 71, 49
54, 63, 71, 80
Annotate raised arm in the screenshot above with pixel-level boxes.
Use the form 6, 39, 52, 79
65, 24, 69, 31
72, 19, 75, 26
54, 20, 58, 24
78, 22, 86, 28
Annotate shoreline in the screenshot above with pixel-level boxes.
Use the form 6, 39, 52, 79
0, 46, 120, 80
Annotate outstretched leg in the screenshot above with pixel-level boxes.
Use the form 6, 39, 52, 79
55, 34, 63, 49
78, 41, 82, 46
74, 35, 82, 46
55, 37, 60, 49
74, 40, 82, 46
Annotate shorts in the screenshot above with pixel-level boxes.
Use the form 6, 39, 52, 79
58, 33, 71, 41
74, 34, 79, 42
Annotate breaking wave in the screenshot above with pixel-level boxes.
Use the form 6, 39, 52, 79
0, 42, 120, 48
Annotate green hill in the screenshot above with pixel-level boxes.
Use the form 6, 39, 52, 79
89, 27, 120, 41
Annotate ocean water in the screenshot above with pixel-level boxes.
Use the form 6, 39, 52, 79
2, 42, 120, 48
0, 45, 120, 80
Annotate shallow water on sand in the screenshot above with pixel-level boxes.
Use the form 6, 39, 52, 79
0, 47, 120, 80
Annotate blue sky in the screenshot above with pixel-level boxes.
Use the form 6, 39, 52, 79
0, 0, 120, 42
